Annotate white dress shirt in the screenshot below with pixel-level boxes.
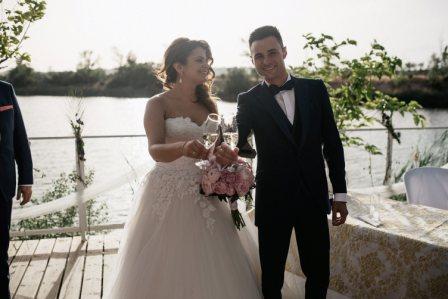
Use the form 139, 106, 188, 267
265, 74, 347, 202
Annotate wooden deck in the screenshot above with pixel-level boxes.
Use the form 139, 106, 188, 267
8, 230, 347, 299
8, 231, 121, 299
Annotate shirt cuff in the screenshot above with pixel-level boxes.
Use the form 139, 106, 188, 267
18, 184, 33, 187
333, 193, 347, 202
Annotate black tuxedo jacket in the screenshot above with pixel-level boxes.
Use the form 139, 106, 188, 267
236, 76, 346, 226
0, 81, 33, 200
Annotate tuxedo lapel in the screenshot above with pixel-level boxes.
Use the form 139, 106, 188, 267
292, 77, 311, 151
254, 84, 297, 150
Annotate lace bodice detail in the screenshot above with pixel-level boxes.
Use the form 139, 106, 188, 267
152, 116, 205, 171
165, 116, 205, 142
146, 117, 216, 232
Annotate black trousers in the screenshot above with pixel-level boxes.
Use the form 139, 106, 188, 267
0, 193, 12, 299
258, 202, 330, 299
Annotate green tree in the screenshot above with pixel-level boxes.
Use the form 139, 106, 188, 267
215, 68, 258, 102
292, 34, 425, 185
74, 50, 106, 85
106, 52, 162, 96
6, 60, 35, 88
0, 0, 46, 67
428, 45, 448, 86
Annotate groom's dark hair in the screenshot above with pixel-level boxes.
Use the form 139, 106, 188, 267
249, 26, 284, 47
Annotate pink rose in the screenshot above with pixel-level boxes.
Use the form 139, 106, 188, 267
213, 181, 228, 195
223, 171, 237, 184
206, 167, 221, 184
235, 182, 250, 196
202, 182, 213, 195
226, 184, 235, 196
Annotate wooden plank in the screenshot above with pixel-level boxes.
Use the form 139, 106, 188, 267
8, 240, 23, 265
103, 232, 120, 294
36, 237, 72, 299
15, 238, 56, 298
11, 223, 125, 238
58, 236, 87, 299
80, 234, 104, 299
9, 239, 39, 296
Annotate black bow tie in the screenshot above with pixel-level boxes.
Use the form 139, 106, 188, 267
267, 79, 294, 96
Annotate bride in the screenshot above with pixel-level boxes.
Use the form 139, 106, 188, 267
106, 37, 264, 298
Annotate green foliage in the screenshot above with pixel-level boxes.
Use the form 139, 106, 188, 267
390, 194, 407, 202
14, 170, 109, 239
215, 68, 259, 102
292, 34, 425, 153
73, 50, 106, 85
0, 0, 46, 67
105, 58, 162, 96
291, 33, 426, 184
428, 45, 448, 86
69, 108, 86, 162
6, 61, 35, 87
3, 50, 163, 97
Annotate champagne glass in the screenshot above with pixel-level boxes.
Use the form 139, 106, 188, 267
202, 113, 221, 148
222, 113, 238, 147
369, 192, 381, 223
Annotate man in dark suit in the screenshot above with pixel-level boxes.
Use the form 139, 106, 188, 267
0, 81, 33, 299
216, 25, 349, 299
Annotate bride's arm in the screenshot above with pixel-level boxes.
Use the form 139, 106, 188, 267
144, 96, 208, 162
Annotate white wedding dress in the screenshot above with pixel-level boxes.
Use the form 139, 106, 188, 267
106, 117, 298, 299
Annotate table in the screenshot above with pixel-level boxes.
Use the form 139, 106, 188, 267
284, 196, 448, 298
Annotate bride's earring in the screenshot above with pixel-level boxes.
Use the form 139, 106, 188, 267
179, 72, 183, 84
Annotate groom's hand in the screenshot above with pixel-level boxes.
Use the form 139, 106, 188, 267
215, 143, 238, 166
17, 186, 32, 206
332, 201, 348, 226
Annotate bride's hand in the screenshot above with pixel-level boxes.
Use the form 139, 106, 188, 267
215, 142, 239, 166
182, 140, 208, 159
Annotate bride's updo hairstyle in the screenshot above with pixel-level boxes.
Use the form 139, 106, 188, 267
158, 37, 217, 114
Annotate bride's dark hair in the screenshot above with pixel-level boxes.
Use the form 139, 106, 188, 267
158, 38, 217, 114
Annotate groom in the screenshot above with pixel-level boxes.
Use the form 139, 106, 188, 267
216, 26, 348, 299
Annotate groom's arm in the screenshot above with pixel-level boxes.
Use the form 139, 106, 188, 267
236, 93, 256, 159
10, 83, 33, 205
318, 80, 347, 197
10, 83, 33, 186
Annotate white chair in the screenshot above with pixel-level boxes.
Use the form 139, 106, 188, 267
404, 167, 448, 210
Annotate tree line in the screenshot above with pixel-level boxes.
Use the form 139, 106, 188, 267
0, 48, 447, 109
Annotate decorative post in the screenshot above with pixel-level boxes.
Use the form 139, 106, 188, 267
75, 137, 87, 241
70, 106, 88, 242
383, 130, 394, 185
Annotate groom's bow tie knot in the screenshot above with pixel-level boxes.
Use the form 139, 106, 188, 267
267, 79, 294, 96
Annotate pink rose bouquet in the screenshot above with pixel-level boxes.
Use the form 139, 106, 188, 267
196, 157, 255, 230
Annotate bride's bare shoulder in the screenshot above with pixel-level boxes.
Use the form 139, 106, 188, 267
146, 91, 171, 113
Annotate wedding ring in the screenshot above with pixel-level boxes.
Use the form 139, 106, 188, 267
192, 151, 197, 156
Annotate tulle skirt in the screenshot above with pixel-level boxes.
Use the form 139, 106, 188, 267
105, 162, 263, 299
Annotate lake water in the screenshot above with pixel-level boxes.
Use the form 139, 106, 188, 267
13, 95, 448, 224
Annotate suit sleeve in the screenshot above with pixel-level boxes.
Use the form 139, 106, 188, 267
319, 80, 346, 193
236, 93, 256, 158
10, 84, 33, 185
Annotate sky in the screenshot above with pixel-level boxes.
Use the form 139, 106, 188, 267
5, 0, 448, 71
